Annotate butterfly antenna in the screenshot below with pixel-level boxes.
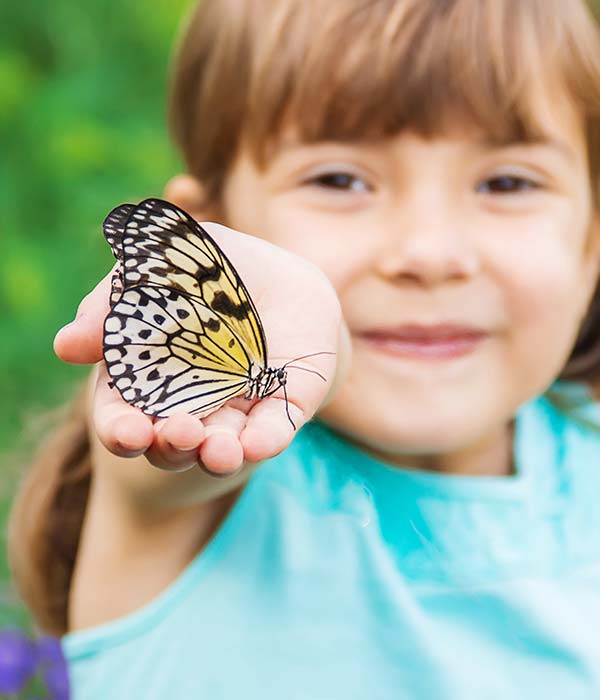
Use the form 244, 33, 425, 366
284, 365, 327, 382
282, 380, 296, 431
276, 351, 334, 430
280, 351, 335, 370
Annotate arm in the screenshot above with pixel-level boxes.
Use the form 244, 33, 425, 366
57, 225, 348, 629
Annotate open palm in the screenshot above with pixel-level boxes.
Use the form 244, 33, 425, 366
55, 219, 343, 475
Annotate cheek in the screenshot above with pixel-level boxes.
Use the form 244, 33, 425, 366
492, 229, 589, 380
254, 208, 371, 290
221, 163, 375, 288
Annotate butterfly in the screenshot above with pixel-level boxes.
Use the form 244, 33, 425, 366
102, 198, 329, 428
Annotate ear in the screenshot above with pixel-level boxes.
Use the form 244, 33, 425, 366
162, 174, 221, 222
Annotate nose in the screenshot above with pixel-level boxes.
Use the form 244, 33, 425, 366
373, 191, 479, 288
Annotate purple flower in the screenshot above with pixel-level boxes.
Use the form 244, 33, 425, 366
0, 628, 38, 693
42, 662, 70, 700
37, 635, 70, 700
36, 635, 64, 666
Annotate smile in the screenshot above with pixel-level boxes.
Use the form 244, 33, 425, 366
356, 324, 488, 361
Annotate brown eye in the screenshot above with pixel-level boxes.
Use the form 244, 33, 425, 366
307, 172, 369, 191
478, 176, 539, 194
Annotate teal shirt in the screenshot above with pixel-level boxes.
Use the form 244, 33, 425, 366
62, 384, 600, 699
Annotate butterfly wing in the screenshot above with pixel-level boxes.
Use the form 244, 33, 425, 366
103, 202, 135, 306
104, 286, 253, 417
102, 198, 267, 418
121, 198, 267, 367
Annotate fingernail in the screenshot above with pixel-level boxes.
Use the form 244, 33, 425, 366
204, 426, 237, 440
167, 441, 198, 453
114, 441, 147, 458
198, 463, 242, 479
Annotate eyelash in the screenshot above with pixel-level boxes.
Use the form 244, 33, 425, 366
476, 175, 541, 195
303, 171, 542, 196
303, 172, 370, 192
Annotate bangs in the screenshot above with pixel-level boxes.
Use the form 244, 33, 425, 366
243, 0, 600, 162
170, 0, 600, 191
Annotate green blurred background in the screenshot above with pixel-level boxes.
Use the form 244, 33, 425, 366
0, 0, 193, 630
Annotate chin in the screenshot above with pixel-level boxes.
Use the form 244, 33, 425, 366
322, 413, 476, 457
319, 386, 506, 458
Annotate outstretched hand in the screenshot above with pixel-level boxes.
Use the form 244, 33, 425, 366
55, 222, 345, 476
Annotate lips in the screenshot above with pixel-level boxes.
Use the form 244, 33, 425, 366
357, 324, 488, 360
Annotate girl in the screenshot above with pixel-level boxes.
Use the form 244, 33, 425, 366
10, 0, 600, 697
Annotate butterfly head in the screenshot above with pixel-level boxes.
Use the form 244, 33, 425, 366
254, 365, 287, 400
254, 352, 334, 430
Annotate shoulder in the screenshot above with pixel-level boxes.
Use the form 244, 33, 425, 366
540, 382, 600, 560
516, 383, 600, 491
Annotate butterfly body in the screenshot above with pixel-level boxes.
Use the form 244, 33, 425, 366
102, 198, 288, 420
245, 365, 287, 401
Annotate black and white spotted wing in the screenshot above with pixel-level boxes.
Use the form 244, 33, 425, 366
103, 202, 135, 306
101, 198, 280, 419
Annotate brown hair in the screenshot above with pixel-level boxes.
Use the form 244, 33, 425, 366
8, 385, 91, 635
10, 0, 600, 635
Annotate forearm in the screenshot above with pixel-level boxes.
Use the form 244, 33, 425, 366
89, 431, 258, 512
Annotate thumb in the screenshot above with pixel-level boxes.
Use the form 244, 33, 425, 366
54, 268, 114, 365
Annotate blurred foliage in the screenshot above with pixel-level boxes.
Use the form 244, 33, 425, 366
0, 0, 193, 627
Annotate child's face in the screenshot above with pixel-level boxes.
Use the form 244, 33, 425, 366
210, 91, 600, 464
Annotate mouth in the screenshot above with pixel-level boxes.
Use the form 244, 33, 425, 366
356, 323, 489, 360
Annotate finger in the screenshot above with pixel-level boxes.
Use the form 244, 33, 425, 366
198, 406, 248, 476
237, 351, 335, 462
278, 351, 338, 419
239, 397, 303, 463
93, 363, 154, 457
146, 414, 205, 472
54, 267, 115, 364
